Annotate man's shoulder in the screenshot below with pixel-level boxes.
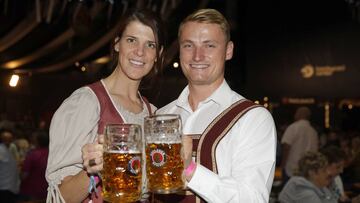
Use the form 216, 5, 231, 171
156, 100, 179, 114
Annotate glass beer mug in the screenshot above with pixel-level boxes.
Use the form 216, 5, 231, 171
102, 124, 143, 202
144, 114, 184, 194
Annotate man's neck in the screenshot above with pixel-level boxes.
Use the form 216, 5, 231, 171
187, 80, 223, 111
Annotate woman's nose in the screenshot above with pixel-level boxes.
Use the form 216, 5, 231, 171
135, 44, 144, 56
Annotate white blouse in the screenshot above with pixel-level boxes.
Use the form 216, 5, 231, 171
45, 80, 155, 202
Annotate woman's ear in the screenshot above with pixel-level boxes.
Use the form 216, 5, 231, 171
114, 37, 120, 52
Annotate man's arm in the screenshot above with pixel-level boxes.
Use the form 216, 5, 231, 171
186, 108, 277, 202
280, 143, 291, 171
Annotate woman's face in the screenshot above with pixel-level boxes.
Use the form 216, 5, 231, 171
311, 166, 332, 187
327, 161, 344, 180
115, 20, 157, 81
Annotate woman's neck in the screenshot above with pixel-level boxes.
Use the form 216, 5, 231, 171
104, 69, 140, 102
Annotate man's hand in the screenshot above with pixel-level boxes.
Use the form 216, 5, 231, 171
182, 135, 193, 168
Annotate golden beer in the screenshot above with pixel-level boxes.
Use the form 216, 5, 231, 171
102, 151, 142, 202
146, 142, 184, 193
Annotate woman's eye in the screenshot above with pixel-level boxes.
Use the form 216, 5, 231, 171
126, 38, 136, 43
182, 44, 192, 48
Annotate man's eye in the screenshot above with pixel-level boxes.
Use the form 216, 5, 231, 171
207, 44, 216, 48
147, 43, 156, 49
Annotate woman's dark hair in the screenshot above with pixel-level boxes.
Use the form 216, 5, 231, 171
110, 8, 165, 87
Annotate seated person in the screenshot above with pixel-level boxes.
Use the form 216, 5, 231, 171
320, 146, 348, 202
278, 151, 336, 203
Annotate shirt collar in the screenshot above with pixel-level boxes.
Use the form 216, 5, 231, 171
175, 80, 234, 111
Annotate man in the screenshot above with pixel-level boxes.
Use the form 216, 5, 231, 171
157, 9, 277, 202
0, 129, 20, 203
280, 106, 318, 183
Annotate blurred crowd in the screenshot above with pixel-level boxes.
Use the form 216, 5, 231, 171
1, 106, 360, 203
0, 112, 49, 203
273, 107, 360, 203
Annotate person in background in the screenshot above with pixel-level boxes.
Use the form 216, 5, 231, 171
0, 129, 20, 203
19, 131, 49, 201
157, 8, 277, 202
46, 8, 165, 203
320, 145, 350, 202
281, 106, 318, 183
278, 151, 336, 203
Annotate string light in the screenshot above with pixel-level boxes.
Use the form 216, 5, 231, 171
173, 62, 179, 68
9, 74, 19, 87
324, 103, 330, 129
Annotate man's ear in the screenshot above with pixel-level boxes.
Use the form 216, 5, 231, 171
155, 46, 164, 62
114, 37, 120, 52
225, 41, 234, 61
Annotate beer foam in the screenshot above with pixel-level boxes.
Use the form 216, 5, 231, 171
146, 140, 181, 144
145, 133, 181, 144
106, 150, 141, 154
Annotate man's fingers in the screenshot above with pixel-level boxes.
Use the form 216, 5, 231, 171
97, 134, 105, 144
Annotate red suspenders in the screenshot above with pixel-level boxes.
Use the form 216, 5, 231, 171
153, 99, 261, 203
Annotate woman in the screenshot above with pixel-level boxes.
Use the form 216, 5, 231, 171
278, 151, 337, 203
19, 132, 49, 201
46, 9, 165, 203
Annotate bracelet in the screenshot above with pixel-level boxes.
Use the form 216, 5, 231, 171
185, 160, 196, 177
88, 175, 100, 194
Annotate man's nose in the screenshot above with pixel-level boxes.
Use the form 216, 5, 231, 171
193, 47, 204, 61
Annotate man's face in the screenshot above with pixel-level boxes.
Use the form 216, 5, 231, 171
0, 131, 13, 147
179, 22, 233, 87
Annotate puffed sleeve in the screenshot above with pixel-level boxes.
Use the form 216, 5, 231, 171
46, 86, 99, 191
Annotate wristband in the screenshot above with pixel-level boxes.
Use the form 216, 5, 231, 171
185, 160, 196, 177
88, 175, 100, 194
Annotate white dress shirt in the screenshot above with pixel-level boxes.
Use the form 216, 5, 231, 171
157, 80, 277, 203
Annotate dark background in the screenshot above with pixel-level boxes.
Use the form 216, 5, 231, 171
0, 0, 359, 131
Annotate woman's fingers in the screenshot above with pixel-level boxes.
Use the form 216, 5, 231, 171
82, 143, 104, 173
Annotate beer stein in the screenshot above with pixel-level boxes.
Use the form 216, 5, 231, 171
102, 123, 143, 202
144, 114, 184, 194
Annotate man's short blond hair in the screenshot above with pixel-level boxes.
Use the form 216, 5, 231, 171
178, 9, 231, 42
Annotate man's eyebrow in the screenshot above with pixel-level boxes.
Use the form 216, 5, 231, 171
179, 39, 193, 44
203, 40, 218, 44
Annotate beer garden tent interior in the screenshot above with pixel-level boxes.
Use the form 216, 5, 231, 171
0, 0, 360, 130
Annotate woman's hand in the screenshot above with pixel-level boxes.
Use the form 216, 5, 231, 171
82, 134, 104, 174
